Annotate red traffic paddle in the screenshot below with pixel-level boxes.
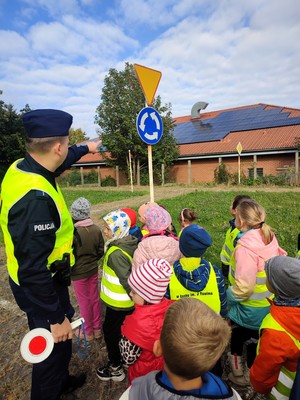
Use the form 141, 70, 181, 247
20, 318, 84, 363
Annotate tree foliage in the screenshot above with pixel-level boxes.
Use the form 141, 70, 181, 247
95, 63, 179, 183
69, 127, 89, 145
0, 100, 28, 178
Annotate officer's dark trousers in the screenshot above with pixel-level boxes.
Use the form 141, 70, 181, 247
103, 306, 133, 366
9, 278, 73, 400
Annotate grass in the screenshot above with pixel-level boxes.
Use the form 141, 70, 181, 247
159, 190, 299, 266
0, 188, 299, 267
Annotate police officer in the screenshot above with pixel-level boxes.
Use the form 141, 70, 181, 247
0, 109, 99, 400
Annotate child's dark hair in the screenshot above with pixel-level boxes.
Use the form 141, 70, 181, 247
179, 208, 198, 224
232, 195, 251, 210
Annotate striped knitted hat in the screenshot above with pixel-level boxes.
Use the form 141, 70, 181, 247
128, 259, 173, 304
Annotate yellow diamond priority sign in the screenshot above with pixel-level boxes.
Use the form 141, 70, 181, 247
134, 64, 162, 106
236, 142, 243, 155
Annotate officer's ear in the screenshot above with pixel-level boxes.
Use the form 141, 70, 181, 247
153, 339, 163, 357
53, 137, 67, 157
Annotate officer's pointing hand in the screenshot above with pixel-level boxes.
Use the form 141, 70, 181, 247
86, 140, 101, 154
51, 317, 73, 343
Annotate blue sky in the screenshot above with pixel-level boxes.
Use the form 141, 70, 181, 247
0, 0, 299, 137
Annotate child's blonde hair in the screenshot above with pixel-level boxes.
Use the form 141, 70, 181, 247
236, 200, 274, 244
160, 298, 231, 379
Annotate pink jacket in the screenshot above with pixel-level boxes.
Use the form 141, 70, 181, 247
232, 229, 287, 300
132, 234, 182, 270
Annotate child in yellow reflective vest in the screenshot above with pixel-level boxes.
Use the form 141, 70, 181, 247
250, 256, 300, 399
96, 209, 138, 382
220, 194, 251, 279
226, 200, 286, 387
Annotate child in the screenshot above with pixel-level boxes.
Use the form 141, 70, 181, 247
165, 224, 227, 377
96, 209, 138, 382
70, 197, 104, 341
126, 298, 242, 399
227, 200, 287, 386
120, 258, 173, 385
137, 201, 158, 236
121, 208, 143, 242
178, 207, 198, 237
166, 224, 227, 318
132, 205, 181, 270
159, 204, 178, 236
220, 194, 251, 279
250, 256, 300, 398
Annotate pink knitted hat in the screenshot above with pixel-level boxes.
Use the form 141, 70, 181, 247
128, 259, 173, 304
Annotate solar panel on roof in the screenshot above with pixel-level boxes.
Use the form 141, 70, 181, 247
174, 105, 300, 144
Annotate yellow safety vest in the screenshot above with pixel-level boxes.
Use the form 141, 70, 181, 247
169, 258, 221, 313
220, 226, 240, 266
228, 244, 272, 308
258, 314, 300, 400
100, 245, 134, 309
0, 159, 74, 285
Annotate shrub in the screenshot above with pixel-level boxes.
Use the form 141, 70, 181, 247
101, 175, 116, 187
214, 163, 230, 184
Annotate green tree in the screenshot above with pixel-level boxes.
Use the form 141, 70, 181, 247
0, 101, 27, 178
95, 62, 179, 184
69, 127, 89, 145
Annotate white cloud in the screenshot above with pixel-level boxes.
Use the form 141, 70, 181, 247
0, 30, 29, 56
22, 0, 82, 19
1, 0, 300, 135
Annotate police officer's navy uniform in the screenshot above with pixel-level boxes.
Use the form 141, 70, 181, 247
0, 109, 89, 400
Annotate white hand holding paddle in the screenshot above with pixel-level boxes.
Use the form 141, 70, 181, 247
20, 317, 84, 363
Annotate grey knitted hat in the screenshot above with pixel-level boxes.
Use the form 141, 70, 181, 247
265, 256, 300, 299
70, 197, 91, 221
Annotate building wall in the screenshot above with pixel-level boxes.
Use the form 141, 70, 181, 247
61, 166, 127, 185
169, 153, 296, 184
67, 153, 297, 185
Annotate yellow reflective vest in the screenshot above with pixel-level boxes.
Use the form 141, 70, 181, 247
220, 226, 240, 266
100, 245, 134, 309
141, 228, 149, 236
228, 244, 272, 308
258, 314, 300, 400
169, 258, 220, 313
0, 159, 74, 285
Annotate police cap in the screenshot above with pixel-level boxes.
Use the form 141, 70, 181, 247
22, 109, 73, 138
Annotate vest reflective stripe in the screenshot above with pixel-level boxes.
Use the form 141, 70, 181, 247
102, 271, 121, 285
169, 259, 220, 313
100, 245, 134, 309
101, 285, 132, 301
220, 227, 239, 265
258, 314, 300, 400
228, 245, 271, 307
0, 160, 74, 285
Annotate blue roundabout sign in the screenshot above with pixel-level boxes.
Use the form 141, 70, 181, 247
136, 107, 163, 145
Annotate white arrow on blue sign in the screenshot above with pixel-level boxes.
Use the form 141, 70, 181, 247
136, 107, 163, 145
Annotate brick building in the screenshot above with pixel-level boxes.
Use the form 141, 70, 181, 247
73, 103, 300, 185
